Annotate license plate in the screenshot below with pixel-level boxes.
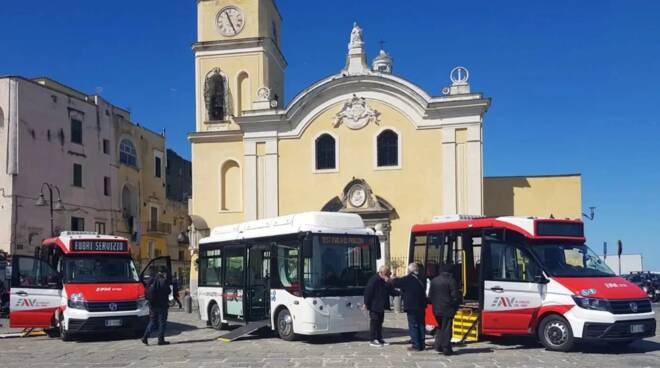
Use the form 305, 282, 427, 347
630, 324, 644, 334
105, 319, 123, 327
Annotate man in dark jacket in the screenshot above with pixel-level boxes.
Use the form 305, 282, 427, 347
363, 265, 394, 347
391, 263, 427, 351
142, 267, 171, 345
428, 263, 459, 355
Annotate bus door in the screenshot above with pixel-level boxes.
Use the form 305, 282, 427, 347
9, 256, 62, 328
246, 244, 271, 322
481, 237, 545, 335
223, 246, 247, 322
140, 256, 172, 285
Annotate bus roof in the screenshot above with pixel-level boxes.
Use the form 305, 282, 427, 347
43, 232, 130, 254
201, 212, 374, 245
411, 215, 585, 241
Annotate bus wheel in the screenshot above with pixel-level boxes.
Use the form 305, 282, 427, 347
59, 317, 71, 342
538, 315, 574, 352
209, 303, 227, 330
276, 308, 296, 341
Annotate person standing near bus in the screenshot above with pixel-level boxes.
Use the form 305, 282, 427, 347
363, 265, 393, 347
171, 273, 182, 309
428, 263, 459, 355
391, 263, 427, 352
141, 267, 171, 346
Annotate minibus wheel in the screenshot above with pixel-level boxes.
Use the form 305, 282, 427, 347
209, 303, 228, 330
538, 315, 574, 352
276, 308, 296, 341
59, 317, 71, 342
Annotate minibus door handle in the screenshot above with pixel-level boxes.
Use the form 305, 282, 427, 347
16, 291, 28, 296
490, 286, 504, 293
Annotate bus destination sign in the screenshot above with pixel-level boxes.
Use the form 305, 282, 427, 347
71, 240, 129, 253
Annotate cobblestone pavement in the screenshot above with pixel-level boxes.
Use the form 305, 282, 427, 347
1, 307, 659, 368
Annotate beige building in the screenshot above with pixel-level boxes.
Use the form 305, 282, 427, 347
0, 77, 191, 270
188, 0, 582, 285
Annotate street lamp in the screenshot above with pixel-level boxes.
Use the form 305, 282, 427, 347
35, 183, 65, 237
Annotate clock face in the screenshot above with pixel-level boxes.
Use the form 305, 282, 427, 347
216, 6, 245, 37
349, 187, 367, 208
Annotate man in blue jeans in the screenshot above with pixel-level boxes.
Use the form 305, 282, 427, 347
392, 263, 427, 351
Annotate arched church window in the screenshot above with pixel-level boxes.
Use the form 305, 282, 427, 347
220, 159, 242, 211
204, 69, 227, 121
315, 134, 336, 170
119, 139, 137, 167
377, 129, 399, 167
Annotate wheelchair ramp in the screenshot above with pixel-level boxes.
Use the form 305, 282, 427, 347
217, 320, 270, 342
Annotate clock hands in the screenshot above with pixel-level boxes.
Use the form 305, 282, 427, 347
224, 11, 237, 34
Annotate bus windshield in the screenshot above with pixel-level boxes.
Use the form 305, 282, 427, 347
303, 234, 376, 295
529, 243, 615, 277
62, 255, 140, 284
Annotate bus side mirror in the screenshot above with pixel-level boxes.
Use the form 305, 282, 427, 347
534, 275, 550, 284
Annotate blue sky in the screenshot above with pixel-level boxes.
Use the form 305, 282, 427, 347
1, 1, 659, 269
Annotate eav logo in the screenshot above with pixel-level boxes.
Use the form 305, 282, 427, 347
491, 297, 516, 308
16, 298, 37, 307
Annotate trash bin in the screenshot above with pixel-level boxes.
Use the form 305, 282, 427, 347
184, 294, 193, 314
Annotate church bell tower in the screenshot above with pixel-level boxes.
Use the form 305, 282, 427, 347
194, 0, 286, 131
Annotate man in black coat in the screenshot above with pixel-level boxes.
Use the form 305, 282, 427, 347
141, 267, 171, 346
428, 263, 459, 355
391, 263, 427, 351
363, 265, 394, 347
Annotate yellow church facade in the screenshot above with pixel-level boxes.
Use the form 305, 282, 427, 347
188, 0, 582, 281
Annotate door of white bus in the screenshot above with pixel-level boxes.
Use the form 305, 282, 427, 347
9, 256, 62, 328
223, 246, 247, 322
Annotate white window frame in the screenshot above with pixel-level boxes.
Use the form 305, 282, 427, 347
373, 127, 402, 170
118, 137, 139, 168
312, 131, 339, 174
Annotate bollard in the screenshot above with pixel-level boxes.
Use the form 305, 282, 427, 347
393, 295, 402, 313
184, 294, 193, 314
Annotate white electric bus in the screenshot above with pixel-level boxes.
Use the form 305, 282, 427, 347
197, 212, 380, 340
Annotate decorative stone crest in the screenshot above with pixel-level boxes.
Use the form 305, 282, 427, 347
332, 94, 380, 130
256, 86, 271, 101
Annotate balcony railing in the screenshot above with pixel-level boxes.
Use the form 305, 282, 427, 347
142, 221, 172, 234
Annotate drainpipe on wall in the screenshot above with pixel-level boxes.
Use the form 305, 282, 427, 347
7, 79, 19, 255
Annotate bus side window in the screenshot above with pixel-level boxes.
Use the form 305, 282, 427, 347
200, 249, 222, 287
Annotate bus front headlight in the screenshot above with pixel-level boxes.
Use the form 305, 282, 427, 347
572, 296, 609, 311
137, 297, 149, 310
68, 293, 87, 310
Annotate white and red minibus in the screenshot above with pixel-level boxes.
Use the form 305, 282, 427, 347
410, 215, 656, 351
9, 231, 171, 340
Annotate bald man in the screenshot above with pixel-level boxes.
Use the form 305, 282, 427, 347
364, 265, 394, 347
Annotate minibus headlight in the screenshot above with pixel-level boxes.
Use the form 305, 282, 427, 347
572, 296, 609, 311
137, 297, 149, 310
68, 292, 87, 310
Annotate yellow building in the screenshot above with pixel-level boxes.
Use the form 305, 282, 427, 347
188, 0, 582, 282
113, 116, 170, 267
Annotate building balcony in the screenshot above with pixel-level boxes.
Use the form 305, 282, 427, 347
142, 221, 172, 234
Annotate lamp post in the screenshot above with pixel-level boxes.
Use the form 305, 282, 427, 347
35, 182, 65, 237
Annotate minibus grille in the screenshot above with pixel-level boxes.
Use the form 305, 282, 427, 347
608, 299, 652, 314
86, 301, 138, 312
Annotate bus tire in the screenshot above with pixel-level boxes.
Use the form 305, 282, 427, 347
59, 321, 71, 342
276, 308, 297, 341
538, 314, 574, 352
209, 302, 228, 330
